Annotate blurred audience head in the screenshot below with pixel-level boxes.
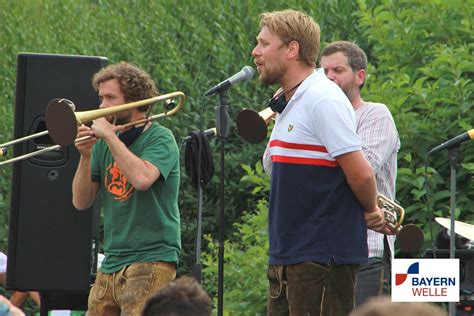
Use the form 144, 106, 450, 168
350, 296, 447, 316
142, 276, 211, 316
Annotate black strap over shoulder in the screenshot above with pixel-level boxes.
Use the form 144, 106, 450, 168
118, 125, 145, 147
184, 130, 215, 188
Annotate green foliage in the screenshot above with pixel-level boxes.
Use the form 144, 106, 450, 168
357, 0, 474, 235
202, 161, 270, 315
0, 0, 472, 314
202, 0, 473, 312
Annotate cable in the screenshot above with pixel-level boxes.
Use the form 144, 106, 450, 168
424, 152, 437, 258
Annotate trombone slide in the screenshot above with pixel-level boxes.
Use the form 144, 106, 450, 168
45, 92, 185, 147
0, 92, 186, 166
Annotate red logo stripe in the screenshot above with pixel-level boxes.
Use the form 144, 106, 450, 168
272, 155, 338, 167
270, 140, 328, 153
395, 273, 408, 286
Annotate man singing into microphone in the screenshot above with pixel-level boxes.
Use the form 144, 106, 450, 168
72, 62, 181, 315
253, 10, 389, 315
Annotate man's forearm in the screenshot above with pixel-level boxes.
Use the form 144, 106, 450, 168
346, 172, 378, 213
72, 156, 96, 210
337, 151, 378, 213
104, 133, 159, 191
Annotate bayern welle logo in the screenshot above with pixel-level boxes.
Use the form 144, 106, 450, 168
395, 262, 419, 286
392, 259, 459, 302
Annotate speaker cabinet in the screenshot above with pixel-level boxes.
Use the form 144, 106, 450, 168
6, 53, 107, 292
424, 249, 474, 307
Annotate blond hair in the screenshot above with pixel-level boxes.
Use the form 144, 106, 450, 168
259, 9, 320, 67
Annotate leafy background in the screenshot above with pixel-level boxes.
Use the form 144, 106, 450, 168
0, 0, 472, 314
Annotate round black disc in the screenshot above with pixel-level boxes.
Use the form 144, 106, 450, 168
45, 98, 78, 147
236, 109, 268, 144
397, 223, 424, 254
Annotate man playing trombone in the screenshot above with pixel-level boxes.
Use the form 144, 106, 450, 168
72, 62, 181, 315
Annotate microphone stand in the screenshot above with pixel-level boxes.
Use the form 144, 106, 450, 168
193, 135, 204, 283
215, 89, 230, 316
447, 146, 460, 316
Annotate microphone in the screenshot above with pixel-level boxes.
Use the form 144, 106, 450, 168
204, 66, 255, 96
428, 129, 474, 154
183, 127, 217, 142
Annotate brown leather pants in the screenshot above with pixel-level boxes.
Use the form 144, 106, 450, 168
267, 261, 359, 316
87, 261, 176, 316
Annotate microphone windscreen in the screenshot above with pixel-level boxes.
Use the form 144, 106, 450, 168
242, 65, 255, 78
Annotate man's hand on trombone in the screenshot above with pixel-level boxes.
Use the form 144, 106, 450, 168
90, 117, 124, 140
75, 125, 97, 158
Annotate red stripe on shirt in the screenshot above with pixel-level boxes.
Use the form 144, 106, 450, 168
272, 155, 338, 167
269, 139, 328, 153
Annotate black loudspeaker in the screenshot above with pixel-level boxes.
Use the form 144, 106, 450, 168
424, 249, 474, 310
39, 291, 89, 314
6, 53, 108, 292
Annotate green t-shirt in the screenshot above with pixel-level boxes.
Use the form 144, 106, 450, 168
91, 123, 181, 273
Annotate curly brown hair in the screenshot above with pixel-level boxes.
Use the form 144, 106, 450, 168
92, 62, 159, 112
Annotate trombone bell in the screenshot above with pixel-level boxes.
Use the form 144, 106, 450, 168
45, 98, 78, 147
236, 107, 275, 144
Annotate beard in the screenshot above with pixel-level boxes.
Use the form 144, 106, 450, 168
341, 82, 358, 103
260, 62, 287, 85
342, 88, 355, 103
113, 110, 132, 125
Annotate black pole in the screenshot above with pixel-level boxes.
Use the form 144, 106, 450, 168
447, 147, 459, 316
193, 135, 204, 283
39, 292, 48, 316
215, 89, 230, 316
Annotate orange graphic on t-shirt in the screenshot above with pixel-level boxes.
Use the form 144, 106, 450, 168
105, 162, 134, 202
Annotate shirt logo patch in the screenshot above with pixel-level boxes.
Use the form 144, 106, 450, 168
288, 124, 294, 132
105, 162, 134, 202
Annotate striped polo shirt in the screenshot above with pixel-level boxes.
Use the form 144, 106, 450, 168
268, 68, 368, 265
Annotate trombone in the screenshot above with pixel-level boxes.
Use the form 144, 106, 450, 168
0, 91, 186, 166
236, 107, 276, 144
